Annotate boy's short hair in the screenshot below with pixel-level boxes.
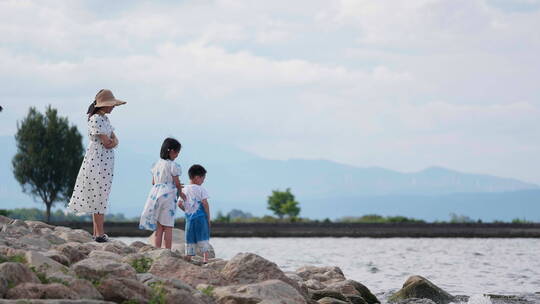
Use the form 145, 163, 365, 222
188, 164, 207, 179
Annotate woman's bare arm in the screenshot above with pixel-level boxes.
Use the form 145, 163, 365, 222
98, 134, 114, 149
173, 176, 186, 201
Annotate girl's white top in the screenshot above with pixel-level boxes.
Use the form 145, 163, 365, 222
139, 159, 182, 230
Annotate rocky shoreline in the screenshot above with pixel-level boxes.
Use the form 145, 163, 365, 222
0, 215, 536, 304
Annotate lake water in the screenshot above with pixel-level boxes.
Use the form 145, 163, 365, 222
118, 237, 540, 303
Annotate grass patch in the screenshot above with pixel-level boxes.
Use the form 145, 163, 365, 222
199, 285, 214, 296
148, 282, 167, 304
0, 254, 27, 264
130, 257, 153, 273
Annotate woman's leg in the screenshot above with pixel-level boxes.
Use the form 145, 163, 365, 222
155, 222, 164, 248
93, 213, 105, 236
163, 226, 173, 249
92, 214, 98, 237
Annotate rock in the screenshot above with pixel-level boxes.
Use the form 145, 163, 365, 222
11, 219, 28, 228
44, 250, 70, 266
72, 258, 137, 281
129, 240, 148, 250
0, 276, 7, 298
54, 227, 93, 243
97, 277, 151, 303
149, 256, 226, 287
0, 262, 40, 287
1, 224, 31, 238
25, 251, 71, 275
95, 240, 135, 255
310, 289, 348, 301
326, 280, 379, 304
213, 279, 307, 304
88, 250, 123, 262
0, 300, 115, 304
54, 242, 96, 264
389, 276, 454, 304
318, 297, 349, 304
345, 294, 369, 304
305, 279, 326, 290
25, 220, 55, 230
138, 274, 207, 304
202, 258, 228, 273
285, 272, 304, 283
0, 215, 12, 225
143, 247, 180, 261
395, 299, 437, 304
18, 235, 54, 250
221, 253, 297, 287
6, 283, 80, 300
70, 279, 104, 300
296, 266, 346, 283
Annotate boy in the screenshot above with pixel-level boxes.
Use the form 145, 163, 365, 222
177, 164, 211, 263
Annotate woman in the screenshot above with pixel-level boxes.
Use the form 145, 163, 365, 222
68, 89, 126, 242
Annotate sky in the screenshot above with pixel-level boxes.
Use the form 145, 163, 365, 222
1, 0, 540, 185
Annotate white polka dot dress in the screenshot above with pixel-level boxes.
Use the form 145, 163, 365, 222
68, 114, 115, 215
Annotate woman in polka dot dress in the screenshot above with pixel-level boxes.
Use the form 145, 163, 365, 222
68, 89, 126, 243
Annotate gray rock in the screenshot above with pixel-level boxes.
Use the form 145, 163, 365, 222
25, 221, 55, 230
43, 250, 70, 266
25, 251, 71, 276
0, 276, 7, 298
389, 276, 454, 304
70, 279, 104, 300
97, 277, 151, 303
6, 283, 80, 300
94, 240, 135, 255
0, 262, 40, 287
310, 289, 348, 301
0, 300, 114, 304
72, 258, 137, 281
305, 279, 326, 290
202, 258, 227, 273
54, 242, 96, 264
149, 256, 226, 287
396, 299, 437, 304
297, 266, 346, 282
129, 240, 148, 250
317, 297, 349, 304
0, 215, 12, 225
213, 279, 307, 304
54, 228, 93, 243
326, 280, 379, 304
88, 250, 123, 262
345, 294, 369, 304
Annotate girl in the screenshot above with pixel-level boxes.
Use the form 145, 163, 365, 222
139, 138, 186, 249
68, 89, 126, 243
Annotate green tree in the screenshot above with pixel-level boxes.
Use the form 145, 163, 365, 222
12, 106, 84, 223
267, 188, 301, 220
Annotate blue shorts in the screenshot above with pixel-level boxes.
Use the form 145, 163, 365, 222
185, 215, 210, 256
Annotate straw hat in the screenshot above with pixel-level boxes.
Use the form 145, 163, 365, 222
95, 89, 127, 107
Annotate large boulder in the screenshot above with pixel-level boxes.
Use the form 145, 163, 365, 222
221, 253, 296, 286
55, 242, 97, 264
318, 297, 349, 304
137, 274, 208, 304
95, 240, 136, 255
296, 266, 346, 284
6, 283, 80, 300
88, 250, 123, 262
97, 277, 152, 303
0, 262, 40, 287
310, 289, 349, 301
213, 279, 307, 304
25, 220, 55, 230
25, 251, 71, 275
325, 280, 379, 304
389, 276, 454, 304
72, 258, 137, 281
70, 279, 104, 300
44, 250, 70, 266
149, 256, 226, 287
0, 276, 7, 298
54, 226, 93, 243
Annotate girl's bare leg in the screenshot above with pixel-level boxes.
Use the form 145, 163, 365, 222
92, 214, 98, 237
155, 222, 164, 248
163, 227, 173, 249
203, 252, 208, 263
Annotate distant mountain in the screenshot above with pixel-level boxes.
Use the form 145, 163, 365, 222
1, 135, 539, 221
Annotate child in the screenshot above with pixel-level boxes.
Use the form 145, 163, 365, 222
139, 138, 186, 249
178, 164, 211, 263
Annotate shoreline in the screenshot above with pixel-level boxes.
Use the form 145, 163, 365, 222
52, 221, 540, 238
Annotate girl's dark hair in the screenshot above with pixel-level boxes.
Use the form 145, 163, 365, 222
160, 138, 181, 160
87, 89, 105, 120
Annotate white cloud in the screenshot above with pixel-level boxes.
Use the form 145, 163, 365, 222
0, 0, 539, 184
